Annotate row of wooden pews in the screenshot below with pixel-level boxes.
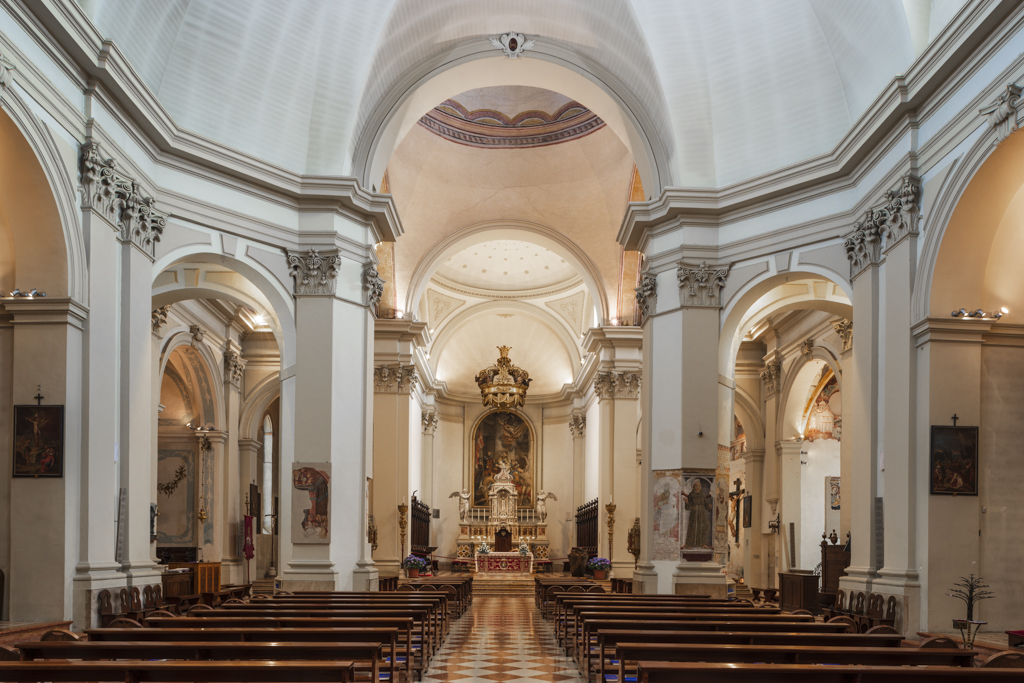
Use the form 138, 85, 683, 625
0, 579, 472, 683
554, 590, 1024, 681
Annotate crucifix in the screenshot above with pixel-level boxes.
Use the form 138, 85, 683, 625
34, 385, 44, 406
729, 477, 745, 544
951, 414, 959, 427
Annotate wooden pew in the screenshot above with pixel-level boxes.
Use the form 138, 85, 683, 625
85, 628, 402, 683
610, 643, 976, 683
0, 660, 355, 682
634, 661, 1024, 683
592, 630, 905, 683
554, 596, 752, 634
232, 596, 450, 636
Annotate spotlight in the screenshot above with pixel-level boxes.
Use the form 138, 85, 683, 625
252, 314, 266, 326
1002, 307, 1010, 315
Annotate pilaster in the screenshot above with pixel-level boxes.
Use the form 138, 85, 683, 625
833, 320, 854, 541
220, 342, 244, 583
742, 449, 765, 587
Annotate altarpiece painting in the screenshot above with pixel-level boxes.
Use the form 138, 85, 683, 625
472, 411, 534, 507
292, 463, 331, 543
13, 405, 64, 477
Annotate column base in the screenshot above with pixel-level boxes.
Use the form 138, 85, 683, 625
281, 559, 339, 591
73, 564, 127, 631
872, 567, 921, 636
673, 561, 728, 598
353, 560, 379, 591
374, 559, 402, 578
632, 563, 659, 594
610, 560, 634, 580
839, 564, 876, 595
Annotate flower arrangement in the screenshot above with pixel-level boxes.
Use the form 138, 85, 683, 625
518, 541, 531, 556
587, 557, 611, 571
401, 555, 429, 570
477, 542, 491, 555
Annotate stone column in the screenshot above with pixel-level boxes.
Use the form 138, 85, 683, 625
833, 320, 854, 540
778, 440, 803, 571
371, 319, 428, 577
586, 327, 642, 580
280, 249, 379, 591
237, 437, 262, 582
839, 207, 884, 595
633, 268, 660, 594
760, 350, 782, 586
569, 411, 586, 511
742, 449, 765, 586
220, 344, 245, 583
874, 176, 922, 631
421, 408, 439, 544
197, 430, 227, 563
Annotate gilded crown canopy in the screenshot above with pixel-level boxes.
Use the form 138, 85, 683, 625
475, 346, 532, 409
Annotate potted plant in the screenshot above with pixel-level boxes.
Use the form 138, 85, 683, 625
587, 557, 612, 580
948, 574, 993, 650
402, 554, 428, 578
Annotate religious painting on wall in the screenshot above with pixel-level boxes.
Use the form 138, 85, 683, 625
829, 476, 841, 510
12, 405, 64, 477
156, 449, 195, 545
742, 495, 752, 529
929, 426, 978, 495
472, 411, 534, 507
652, 470, 682, 560
292, 463, 331, 543
680, 470, 716, 561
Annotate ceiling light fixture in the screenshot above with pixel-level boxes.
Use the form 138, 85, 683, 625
475, 346, 531, 410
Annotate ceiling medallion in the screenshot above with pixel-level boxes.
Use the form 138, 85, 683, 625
475, 346, 532, 409
490, 32, 535, 59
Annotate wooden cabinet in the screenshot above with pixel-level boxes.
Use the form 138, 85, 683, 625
166, 561, 221, 596
161, 571, 192, 599
779, 571, 820, 614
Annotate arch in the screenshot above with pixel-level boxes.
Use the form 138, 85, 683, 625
429, 299, 582, 385
776, 357, 830, 440
153, 249, 296, 367
407, 220, 609, 323
0, 92, 85, 301
733, 385, 765, 453
719, 271, 853, 379
464, 407, 541, 505
352, 41, 671, 199
239, 374, 283, 441
157, 328, 226, 430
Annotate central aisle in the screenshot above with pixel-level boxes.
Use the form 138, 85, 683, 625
423, 595, 586, 682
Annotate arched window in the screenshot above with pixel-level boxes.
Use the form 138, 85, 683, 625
262, 414, 274, 533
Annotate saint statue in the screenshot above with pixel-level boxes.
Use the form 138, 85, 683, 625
449, 489, 471, 522
535, 490, 557, 523
682, 479, 713, 548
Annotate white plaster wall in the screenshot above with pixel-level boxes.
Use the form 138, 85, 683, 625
800, 438, 840, 570
979, 345, 1024, 631
433, 415, 465, 563
541, 418, 574, 561
584, 401, 600, 501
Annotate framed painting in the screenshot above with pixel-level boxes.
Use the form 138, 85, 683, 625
13, 405, 64, 477
741, 495, 752, 528
471, 411, 534, 507
930, 425, 978, 495
292, 463, 331, 543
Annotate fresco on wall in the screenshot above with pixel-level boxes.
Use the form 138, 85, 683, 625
805, 375, 841, 441
157, 449, 195, 544
829, 476, 841, 510
680, 470, 716, 560
472, 411, 534, 507
652, 470, 682, 560
292, 463, 331, 543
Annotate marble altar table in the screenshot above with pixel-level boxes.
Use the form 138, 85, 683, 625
476, 552, 533, 573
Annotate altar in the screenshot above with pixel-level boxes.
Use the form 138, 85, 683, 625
476, 551, 533, 573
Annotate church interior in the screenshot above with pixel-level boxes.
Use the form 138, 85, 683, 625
2, 0, 1024, 677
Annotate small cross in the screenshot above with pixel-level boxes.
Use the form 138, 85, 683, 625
951, 414, 959, 427
34, 385, 44, 406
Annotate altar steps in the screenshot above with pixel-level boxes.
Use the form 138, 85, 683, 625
472, 577, 534, 595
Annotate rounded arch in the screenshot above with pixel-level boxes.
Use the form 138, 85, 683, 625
157, 328, 226, 430
239, 374, 283, 441
153, 248, 296, 367
352, 41, 671, 198
915, 124, 1024, 322
733, 385, 765, 453
719, 271, 852, 379
429, 298, 582, 387
776, 356, 829, 440
0, 91, 85, 301
407, 219, 609, 323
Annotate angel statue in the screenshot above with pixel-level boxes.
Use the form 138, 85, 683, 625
449, 489, 471, 522
535, 490, 557, 523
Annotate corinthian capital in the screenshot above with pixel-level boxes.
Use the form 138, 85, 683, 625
287, 248, 341, 295
422, 410, 439, 435
0, 51, 15, 91
980, 83, 1023, 145
224, 351, 246, 389
374, 364, 419, 394
760, 362, 781, 397
635, 267, 658, 319
569, 413, 586, 439
676, 261, 729, 308
832, 319, 853, 352
363, 262, 386, 310
594, 370, 642, 401
844, 174, 920, 275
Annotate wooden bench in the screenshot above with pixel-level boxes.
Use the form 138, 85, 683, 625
634, 661, 1024, 683
18, 641, 383, 682
238, 595, 451, 633
0, 660, 355, 683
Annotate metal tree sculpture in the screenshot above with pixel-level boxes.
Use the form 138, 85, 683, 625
948, 574, 994, 621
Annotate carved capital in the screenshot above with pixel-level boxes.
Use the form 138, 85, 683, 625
800, 338, 814, 356
374, 364, 419, 394
832, 319, 853, 352
634, 268, 658, 319
980, 83, 1023, 145
189, 325, 204, 347
80, 141, 166, 259
151, 305, 170, 334
363, 262, 386, 310
843, 210, 884, 277
422, 410, 439, 436
569, 413, 587, 439
594, 370, 642, 400
760, 362, 782, 397
844, 174, 920, 275
224, 351, 246, 389
676, 261, 729, 307
0, 51, 15, 91
287, 248, 341, 296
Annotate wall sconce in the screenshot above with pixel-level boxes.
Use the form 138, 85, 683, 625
768, 513, 781, 534
951, 307, 1008, 320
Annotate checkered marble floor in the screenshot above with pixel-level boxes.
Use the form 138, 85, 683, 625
422, 595, 585, 683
